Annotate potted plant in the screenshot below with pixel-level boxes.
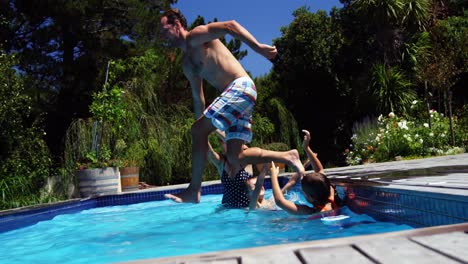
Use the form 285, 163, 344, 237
73, 63, 128, 197
115, 139, 147, 192
75, 145, 122, 198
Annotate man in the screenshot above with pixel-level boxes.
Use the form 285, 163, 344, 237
160, 9, 304, 203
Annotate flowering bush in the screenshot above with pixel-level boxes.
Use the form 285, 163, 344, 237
346, 101, 466, 165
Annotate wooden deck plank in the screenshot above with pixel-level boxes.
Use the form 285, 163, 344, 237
186, 257, 239, 264
411, 231, 468, 263
354, 237, 460, 264
241, 249, 301, 264
297, 245, 374, 264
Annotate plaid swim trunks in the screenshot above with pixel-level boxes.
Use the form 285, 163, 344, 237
204, 76, 257, 142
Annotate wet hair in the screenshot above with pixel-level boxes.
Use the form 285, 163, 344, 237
301, 172, 343, 207
161, 8, 187, 29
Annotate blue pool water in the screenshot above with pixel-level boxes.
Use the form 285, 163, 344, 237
0, 190, 413, 264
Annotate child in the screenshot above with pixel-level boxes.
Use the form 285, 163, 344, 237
270, 161, 343, 215
208, 130, 269, 210
269, 130, 343, 215
281, 130, 324, 193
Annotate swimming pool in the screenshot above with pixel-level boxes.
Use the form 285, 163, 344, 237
1, 162, 467, 264
0, 188, 413, 264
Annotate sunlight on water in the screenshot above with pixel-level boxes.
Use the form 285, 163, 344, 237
0, 191, 412, 264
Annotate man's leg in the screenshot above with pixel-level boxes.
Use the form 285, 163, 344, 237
165, 116, 216, 203
226, 139, 305, 177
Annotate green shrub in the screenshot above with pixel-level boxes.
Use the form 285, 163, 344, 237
346, 104, 466, 165
0, 52, 53, 209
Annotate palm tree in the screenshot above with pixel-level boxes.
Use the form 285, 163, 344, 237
351, 0, 430, 65
370, 63, 416, 115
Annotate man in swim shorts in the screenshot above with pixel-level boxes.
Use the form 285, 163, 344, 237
160, 8, 305, 203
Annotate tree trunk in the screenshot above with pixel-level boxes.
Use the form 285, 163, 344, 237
448, 90, 455, 146
425, 81, 432, 129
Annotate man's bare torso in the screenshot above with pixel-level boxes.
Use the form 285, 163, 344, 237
183, 38, 249, 92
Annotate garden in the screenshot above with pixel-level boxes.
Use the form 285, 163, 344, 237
1, 1, 467, 210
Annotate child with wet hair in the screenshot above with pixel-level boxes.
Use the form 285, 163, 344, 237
269, 130, 343, 215
270, 162, 343, 214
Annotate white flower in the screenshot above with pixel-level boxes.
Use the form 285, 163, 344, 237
429, 132, 434, 137
398, 121, 409, 130
412, 100, 418, 105
423, 123, 429, 128
403, 134, 412, 141
441, 133, 445, 137
419, 139, 424, 144
388, 112, 395, 118
415, 134, 419, 138
378, 114, 383, 121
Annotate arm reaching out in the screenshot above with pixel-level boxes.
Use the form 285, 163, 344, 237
302, 130, 324, 174
207, 141, 224, 177
248, 164, 268, 210
281, 129, 325, 193
270, 161, 314, 215
188, 21, 277, 61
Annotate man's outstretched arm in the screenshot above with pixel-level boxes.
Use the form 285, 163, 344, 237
188, 21, 277, 60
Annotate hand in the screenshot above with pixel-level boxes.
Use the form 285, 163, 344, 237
258, 44, 277, 61
269, 161, 279, 179
302, 129, 311, 149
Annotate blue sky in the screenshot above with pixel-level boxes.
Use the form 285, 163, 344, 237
173, 0, 343, 77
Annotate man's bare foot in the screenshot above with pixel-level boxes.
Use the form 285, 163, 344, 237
164, 188, 201, 203
287, 149, 306, 176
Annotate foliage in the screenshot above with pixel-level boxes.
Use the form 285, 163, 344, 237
454, 105, 468, 146
1, 2, 467, 209
346, 103, 466, 165
370, 64, 416, 115
90, 84, 128, 129
0, 51, 53, 209
0, 0, 175, 159
64, 119, 119, 170
261, 142, 290, 152
272, 7, 345, 163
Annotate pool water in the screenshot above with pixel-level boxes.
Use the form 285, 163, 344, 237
0, 190, 413, 264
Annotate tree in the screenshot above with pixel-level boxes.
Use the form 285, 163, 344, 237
272, 7, 345, 164
0, 50, 52, 209
349, 0, 430, 65
0, 0, 175, 159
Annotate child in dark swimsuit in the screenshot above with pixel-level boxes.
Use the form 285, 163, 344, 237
208, 130, 269, 209
269, 130, 343, 215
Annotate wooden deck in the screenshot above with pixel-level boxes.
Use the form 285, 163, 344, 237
126, 223, 468, 263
